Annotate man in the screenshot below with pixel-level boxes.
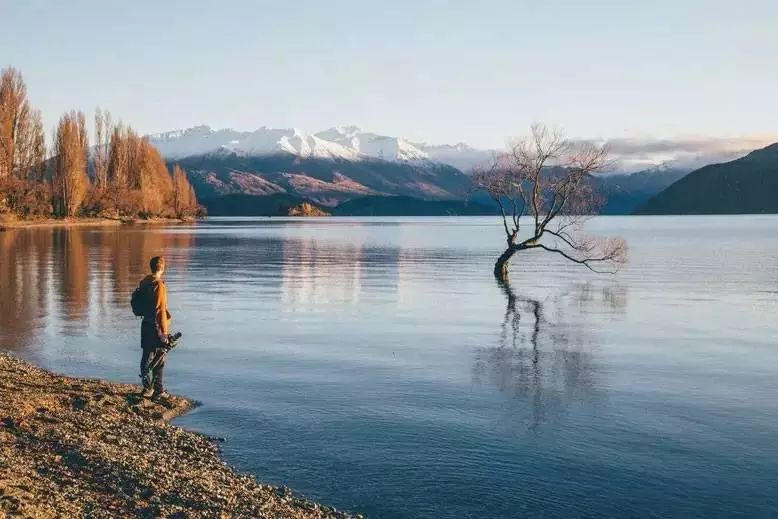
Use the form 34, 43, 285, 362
138, 256, 172, 401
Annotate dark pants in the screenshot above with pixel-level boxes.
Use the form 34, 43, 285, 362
140, 320, 166, 392
140, 347, 166, 391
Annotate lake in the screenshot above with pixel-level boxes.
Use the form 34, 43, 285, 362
1, 216, 777, 518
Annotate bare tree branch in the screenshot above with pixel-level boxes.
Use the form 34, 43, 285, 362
475, 123, 628, 281
532, 243, 625, 274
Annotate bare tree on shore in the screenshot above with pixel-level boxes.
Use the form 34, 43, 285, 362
474, 124, 627, 282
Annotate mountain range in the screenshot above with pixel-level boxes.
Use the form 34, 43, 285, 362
148, 125, 495, 172
147, 125, 777, 216
636, 143, 778, 214
599, 166, 690, 214
172, 152, 473, 207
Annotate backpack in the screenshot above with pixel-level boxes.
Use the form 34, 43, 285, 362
131, 283, 151, 317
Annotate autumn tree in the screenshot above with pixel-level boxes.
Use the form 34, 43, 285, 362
93, 107, 112, 189
14, 109, 46, 182
52, 111, 90, 217
125, 128, 143, 190
474, 124, 627, 282
103, 124, 143, 216
1, 66, 200, 220
8, 108, 49, 216
107, 123, 130, 189
102, 125, 199, 218
0, 67, 28, 180
0, 67, 48, 215
171, 164, 197, 218
138, 138, 173, 216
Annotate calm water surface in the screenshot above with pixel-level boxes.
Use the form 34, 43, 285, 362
1, 216, 777, 518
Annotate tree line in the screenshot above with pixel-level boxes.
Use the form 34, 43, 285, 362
0, 66, 200, 220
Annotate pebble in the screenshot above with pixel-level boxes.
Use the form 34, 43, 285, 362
0, 352, 357, 518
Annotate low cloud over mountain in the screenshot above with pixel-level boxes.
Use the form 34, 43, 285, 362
585, 135, 778, 173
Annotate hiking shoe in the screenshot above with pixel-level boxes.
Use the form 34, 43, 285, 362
140, 387, 154, 398
151, 390, 170, 402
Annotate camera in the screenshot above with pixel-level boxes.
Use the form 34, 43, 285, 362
166, 332, 183, 350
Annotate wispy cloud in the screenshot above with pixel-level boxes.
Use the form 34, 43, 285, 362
605, 135, 777, 155
577, 134, 778, 172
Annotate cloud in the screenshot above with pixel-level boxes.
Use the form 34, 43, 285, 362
574, 134, 778, 172
605, 135, 777, 155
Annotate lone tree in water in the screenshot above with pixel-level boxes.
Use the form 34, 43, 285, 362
474, 124, 627, 282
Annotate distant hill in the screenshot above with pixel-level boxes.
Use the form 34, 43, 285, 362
463, 166, 690, 216
177, 143, 775, 216
333, 195, 497, 216
201, 193, 321, 216
599, 167, 690, 214
636, 143, 778, 214
201, 194, 497, 217
174, 153, 472, 207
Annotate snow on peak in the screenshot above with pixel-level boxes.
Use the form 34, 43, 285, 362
314, 127, 430, 161
148, 126, 247, 159
413, 141, 496, 173
422, 142, 478, 153
147, 124, 490, 167
359, 135, 430, 161
223, 127, 358, 160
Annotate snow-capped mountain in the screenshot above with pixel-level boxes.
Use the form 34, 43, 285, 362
144, 124, 535, 172
147, 124, 759, 177
225, 127, 358, 160
149, 125, 246, 159
148, 125, 432, 162
148, 126, 358, 160
314, 126, 430, 161
412, 142, 496, 173
148, 124, 495, 168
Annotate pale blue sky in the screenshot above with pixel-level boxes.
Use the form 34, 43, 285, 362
2, 0, 777, 148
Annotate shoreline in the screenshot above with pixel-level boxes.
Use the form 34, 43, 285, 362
0, 217, 196, 231
0, 352, 356, 518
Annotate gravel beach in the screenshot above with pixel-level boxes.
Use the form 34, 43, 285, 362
0, 352, 357, 518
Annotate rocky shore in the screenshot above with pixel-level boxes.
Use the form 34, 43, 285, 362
0, 217, 123, 231
0, 353, 356, 518
0, 216, 196, 231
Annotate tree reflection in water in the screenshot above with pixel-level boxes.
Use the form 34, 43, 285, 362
0, 226, 193, 352
472, 277, 626, 429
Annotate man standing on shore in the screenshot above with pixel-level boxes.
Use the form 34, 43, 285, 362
137, 256, 171, 401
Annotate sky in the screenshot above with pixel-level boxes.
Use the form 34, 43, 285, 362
2, 0, 777, 151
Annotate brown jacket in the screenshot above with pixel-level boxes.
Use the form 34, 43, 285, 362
139, 274, 171, 348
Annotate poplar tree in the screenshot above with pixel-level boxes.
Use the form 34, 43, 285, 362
53, 111, 90, 217
1, 66, 200, 220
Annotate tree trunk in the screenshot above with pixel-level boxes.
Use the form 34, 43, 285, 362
494, 246, 518, 282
